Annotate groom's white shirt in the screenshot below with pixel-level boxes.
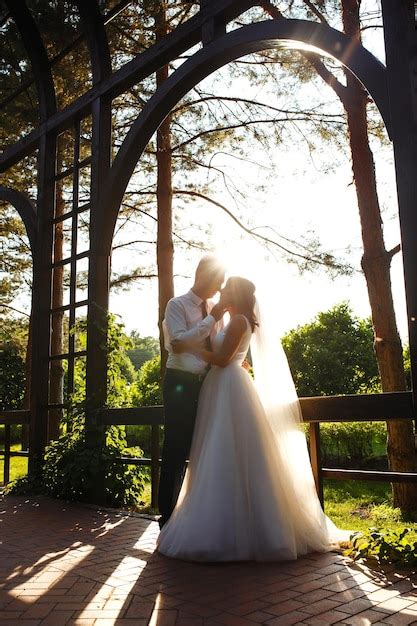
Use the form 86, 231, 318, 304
163, 289, 218, 374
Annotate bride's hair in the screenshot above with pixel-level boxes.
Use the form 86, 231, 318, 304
226, 276, 259, 332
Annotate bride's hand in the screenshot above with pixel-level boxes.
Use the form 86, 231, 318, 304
171, 339, 194, 354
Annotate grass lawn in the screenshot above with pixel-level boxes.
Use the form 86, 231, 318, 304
324, 479, 417, 534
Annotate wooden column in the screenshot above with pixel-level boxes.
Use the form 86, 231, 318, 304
85, 97, 112, 449
381, 1, 417, 414
29, 132, 57, 473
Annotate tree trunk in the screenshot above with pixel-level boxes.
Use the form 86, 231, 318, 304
342, 0, 417, 512
48, 149, 64, 442
155, 4, 174, 376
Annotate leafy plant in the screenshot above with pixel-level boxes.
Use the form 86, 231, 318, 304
7, 314, 148, 507
319, 421, 386, 465
8, 416, 147, 507
345, 527, 417, 567
282, 303, 380, 397
134, 356, 162, 407
41, 422, 146, 507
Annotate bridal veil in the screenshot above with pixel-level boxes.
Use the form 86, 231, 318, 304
251, 298, 350, 549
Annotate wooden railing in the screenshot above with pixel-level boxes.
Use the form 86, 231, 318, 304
2, 392, 416, 510
0, 410, 30, 486
98, 391, 417, 508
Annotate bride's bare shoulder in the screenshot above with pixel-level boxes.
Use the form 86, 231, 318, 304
227, 314, 248, 333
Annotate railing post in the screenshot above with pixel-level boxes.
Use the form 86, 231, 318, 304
309, 422, 323, 506
4, 424, 11, 484
151, 424, 160, 509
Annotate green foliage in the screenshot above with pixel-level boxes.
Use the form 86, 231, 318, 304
8, 412, 147, 507
0, 343, 25, 410
0, 316, 29, 354
41, 418, 146, 507
127, 356, 162, 453
404, 344, 411, 390
66, 313, 137, 411
318, 421, 386, 465
345, 528, 417, 567
134, 356, 162, 406
282, 302, 380, 397
127, 333, 159, 370
0, 316, 29, 416
323, 479, 417, 534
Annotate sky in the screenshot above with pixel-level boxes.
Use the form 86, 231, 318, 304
108, 2, 410, 344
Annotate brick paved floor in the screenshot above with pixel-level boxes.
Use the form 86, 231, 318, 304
1, 495, 417, 625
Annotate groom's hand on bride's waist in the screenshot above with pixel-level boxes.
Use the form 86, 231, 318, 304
172, 339, 193, 354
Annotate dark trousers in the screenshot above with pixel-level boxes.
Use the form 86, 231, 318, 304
158, 368, 204, 526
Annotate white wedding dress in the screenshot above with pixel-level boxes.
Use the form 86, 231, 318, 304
157, 317, 348, 562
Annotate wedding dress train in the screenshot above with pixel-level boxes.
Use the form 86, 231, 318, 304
157, 317, 349, 561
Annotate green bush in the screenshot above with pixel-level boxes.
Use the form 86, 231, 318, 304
282, 303, 380, 397
319, 421, 386, 465
0, 342, 25, 410
345, 527, 417, 566
127, 356, 163, 452
8, 416, 147, 507
134, 356, 162, 406
42, 424, 146, 507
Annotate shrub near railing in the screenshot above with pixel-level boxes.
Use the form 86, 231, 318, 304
8, 415, 148, 507
345, 527, 417, 566
320, 421, 387, 466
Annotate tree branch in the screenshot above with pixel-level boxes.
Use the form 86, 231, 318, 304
174, 189, 354, 273
302, 0, 329, 25
387, 244, 401, 260
259, 0, 350, 107
0, 303, 30, 317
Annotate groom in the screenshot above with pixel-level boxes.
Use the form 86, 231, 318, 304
158, 255, 226, 529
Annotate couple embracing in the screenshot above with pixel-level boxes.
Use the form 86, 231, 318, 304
157, 256, 348, 562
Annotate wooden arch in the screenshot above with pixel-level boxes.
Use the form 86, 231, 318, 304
101, 18, 392, 254
0, 186, 37, 254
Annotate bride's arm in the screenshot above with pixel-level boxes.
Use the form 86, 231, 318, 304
173, 315, 247, 368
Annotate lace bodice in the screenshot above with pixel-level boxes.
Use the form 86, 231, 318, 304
212, 316, 252, 365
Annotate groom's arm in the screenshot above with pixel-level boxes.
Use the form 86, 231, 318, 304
176, 315, 247, 367
165, 299, 216, 344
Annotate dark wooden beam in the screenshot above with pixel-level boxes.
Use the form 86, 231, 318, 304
0, 410, 30, 425
323, 468, 417, 483
28, 132, 57, 474
74, 0, 112, 84
97, 405, 164, 426
381, 0, 417, 413
96, 391, 414, 426
0, 0, 257, 171
0, 186, 37, 254
299, 391, 414, 422
5, 0, 56, 121
0, 1, 131, 112
84, 95, 112, 448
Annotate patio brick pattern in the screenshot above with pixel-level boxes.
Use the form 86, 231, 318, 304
1, 495, 416, 625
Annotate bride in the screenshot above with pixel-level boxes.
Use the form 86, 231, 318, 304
157, 276, 349, 561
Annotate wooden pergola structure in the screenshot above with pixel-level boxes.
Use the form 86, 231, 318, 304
1, 0, 417, 504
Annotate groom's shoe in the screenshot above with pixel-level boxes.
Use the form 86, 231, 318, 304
158, 516, 167, 530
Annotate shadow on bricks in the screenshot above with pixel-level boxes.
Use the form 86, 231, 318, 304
1, 494, 417, 625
